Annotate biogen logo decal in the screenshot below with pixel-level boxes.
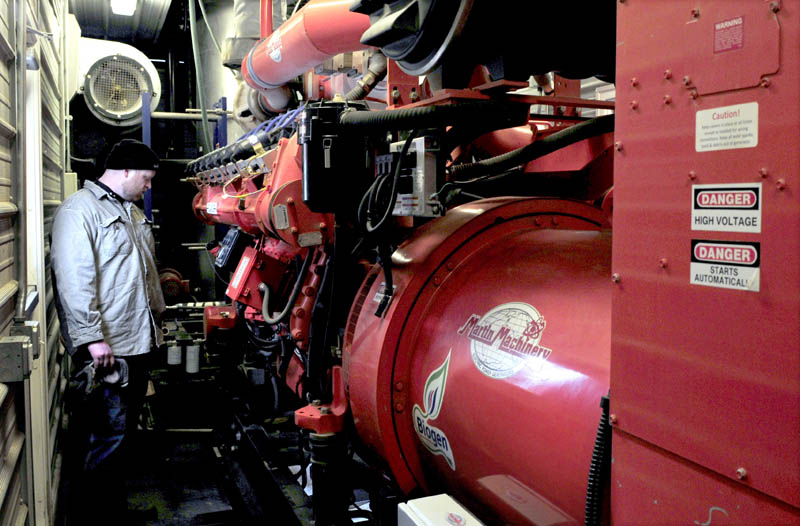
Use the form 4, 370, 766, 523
692, 242, 758, 266
412, 351, 455, 470
696, 190, 757, 209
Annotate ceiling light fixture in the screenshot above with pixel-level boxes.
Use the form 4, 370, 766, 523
110, 0, 137, 16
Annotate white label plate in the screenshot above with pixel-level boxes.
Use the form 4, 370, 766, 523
690, 240, 760, 292
696, 102, 758, 152
691, 182, 761, 233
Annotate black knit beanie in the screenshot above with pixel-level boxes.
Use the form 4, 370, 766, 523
104, 139, 160, 171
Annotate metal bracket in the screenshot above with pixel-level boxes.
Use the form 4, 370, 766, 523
11, 320, 40, 360
22, 287, 38, 321
26, 26, 53, 42
0, 335, 32, 382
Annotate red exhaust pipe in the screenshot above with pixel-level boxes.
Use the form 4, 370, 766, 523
243, 0, 371, 92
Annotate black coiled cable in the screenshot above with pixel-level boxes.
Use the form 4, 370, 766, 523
585, 394, 611, 526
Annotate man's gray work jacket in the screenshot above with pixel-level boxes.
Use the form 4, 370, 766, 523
51, 180, 165, 356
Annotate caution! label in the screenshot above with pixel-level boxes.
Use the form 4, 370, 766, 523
696, 102, 758, 152
692, 183, 761, 233
690, 240, 760, 292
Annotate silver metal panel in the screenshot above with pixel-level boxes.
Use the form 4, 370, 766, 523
0, 216, 14, 329
0, 64, 10, 125
39, 43, 60, 100
0, 386, 23, 510
0, 1, 28, 523
0, 465, 23, 526
69, 0, 170, 42
0, 283, 15, 335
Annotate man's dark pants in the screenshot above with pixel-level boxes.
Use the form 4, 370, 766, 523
66, 351, 151, 524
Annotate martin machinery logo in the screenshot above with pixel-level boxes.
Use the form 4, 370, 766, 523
412, 351, 455, 470
457, 302, 552, 379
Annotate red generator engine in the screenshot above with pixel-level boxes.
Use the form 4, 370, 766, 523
188, 0, 800, 525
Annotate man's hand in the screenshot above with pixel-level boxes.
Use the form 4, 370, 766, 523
87, 341, 115, 368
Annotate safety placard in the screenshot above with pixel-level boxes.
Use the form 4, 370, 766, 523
696, 102, 758, 152
714, 16, 744, 54
690, 240, 760, 292
692, 183, 761, 233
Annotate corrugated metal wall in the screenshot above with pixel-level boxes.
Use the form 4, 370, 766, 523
0, 0, 68, 520
36, 0, 68, 513
0, 0, 28, 522
0, 0, 17, 336
27, 0, 69, 521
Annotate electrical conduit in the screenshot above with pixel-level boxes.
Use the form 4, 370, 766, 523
188, 0, 213, 152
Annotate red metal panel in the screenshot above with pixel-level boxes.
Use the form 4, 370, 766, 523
612, 0, 800, 516
611, 430, 800, 525
678, 2, 780, 96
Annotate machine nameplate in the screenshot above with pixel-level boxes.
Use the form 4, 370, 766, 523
273, 204, 290, 230
231, 255, 251, 289
298, 232, 323, 247
691, 183, 761, 233
690, 240, 760, 292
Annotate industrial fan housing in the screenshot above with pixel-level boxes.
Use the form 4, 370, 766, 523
77, 37, 161, 127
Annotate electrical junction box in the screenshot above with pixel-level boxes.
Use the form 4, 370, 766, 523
398, 494, 482, 526
391, 136, 442, 218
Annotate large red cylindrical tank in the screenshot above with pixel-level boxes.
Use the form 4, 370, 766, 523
344, 197, 611, 525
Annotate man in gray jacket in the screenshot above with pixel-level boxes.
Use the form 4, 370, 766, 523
52, 139, 165, 522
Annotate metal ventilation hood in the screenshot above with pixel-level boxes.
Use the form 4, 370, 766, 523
69, 0, 172, 43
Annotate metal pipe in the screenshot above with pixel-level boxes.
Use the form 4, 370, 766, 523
260, 0, 272, 38
197, 0, 222, 55
186, 108, 233, 115
151, 111, 220, 121
167, 50, 177, 112
187, 0, 213, 152
14, 3, 34, 521
241, 0, 370, 91
13, 0, 26, 320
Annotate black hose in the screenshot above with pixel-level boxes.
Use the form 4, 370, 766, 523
270, 374, 280, 412
365, 130, 419, 233
259, 247, 315, 325
451, 114, 615, 180
585, 395, 611, 526
338, 100, 529, 132
344, 51, 388, 102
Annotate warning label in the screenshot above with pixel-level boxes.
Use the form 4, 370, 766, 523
696, 102, 758, 152
690, 240, 760, 292
714, 16, 744, 53
692, 183, 761, 233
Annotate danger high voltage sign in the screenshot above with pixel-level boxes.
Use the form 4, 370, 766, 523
691, 183, 761, 233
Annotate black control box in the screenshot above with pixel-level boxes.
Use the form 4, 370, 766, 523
297, 101, 371, 214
